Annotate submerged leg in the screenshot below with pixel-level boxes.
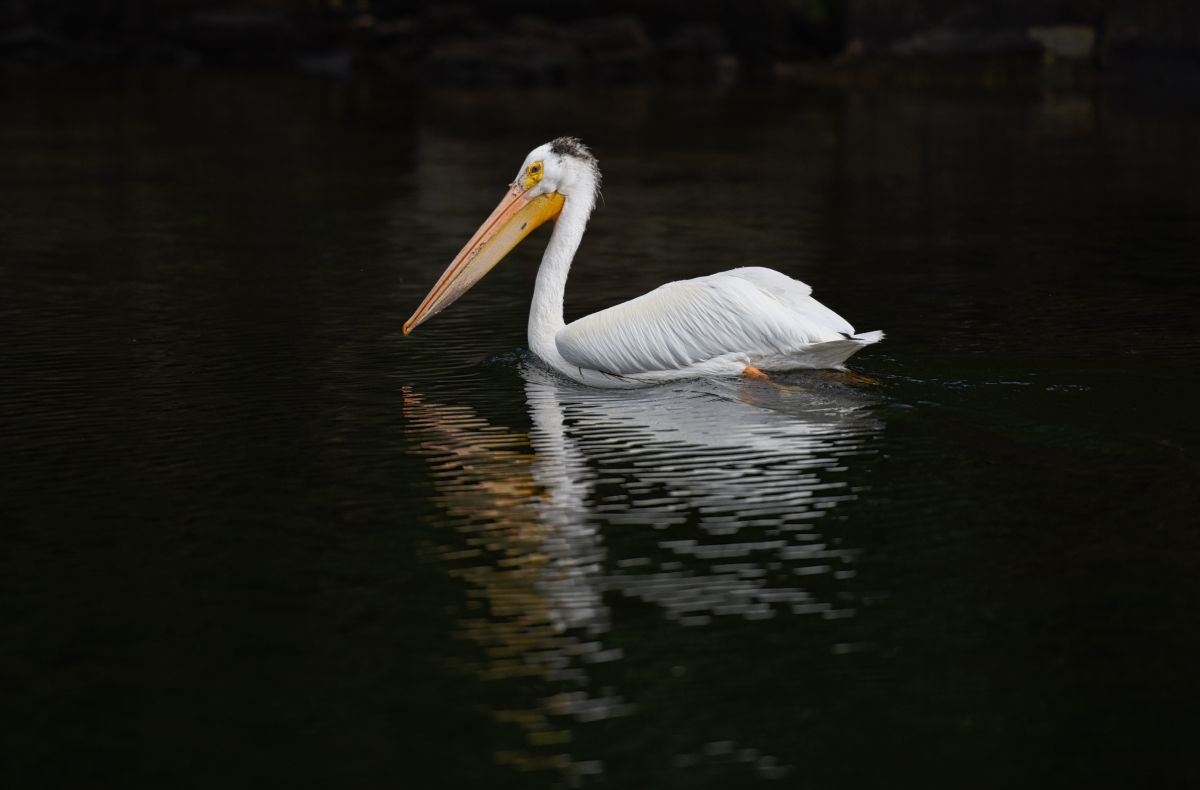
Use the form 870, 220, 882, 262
739, 366, 814, 396
820, 369, 880, 386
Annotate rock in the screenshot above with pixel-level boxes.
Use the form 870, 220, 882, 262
571, 15, 654, 79
344, 14, 424, 73
662, 23, 736, 80
508, 14, 558, 39
426, 16, 580, 85
0, 24, 68, 64
848, 1, 1063, 53
169, 9, 299, 67
1103, 0, 1200, 84
422, 4, 487, 40
354, 15, 422, 48
1028, 25, 1096, 62
890, 26, 1040, 57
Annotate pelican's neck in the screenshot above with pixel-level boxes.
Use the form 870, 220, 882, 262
528, 185, 594, 369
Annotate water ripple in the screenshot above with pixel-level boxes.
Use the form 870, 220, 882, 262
404, 366, 883, 785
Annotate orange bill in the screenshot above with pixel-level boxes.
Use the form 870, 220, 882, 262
403, 186, 565, 335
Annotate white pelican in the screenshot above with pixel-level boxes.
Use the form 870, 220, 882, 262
404, 137, 883, 387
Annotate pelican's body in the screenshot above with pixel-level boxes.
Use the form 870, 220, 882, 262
405, 138, 882, 387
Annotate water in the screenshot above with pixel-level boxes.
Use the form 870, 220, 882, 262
4, 71, 1199, 788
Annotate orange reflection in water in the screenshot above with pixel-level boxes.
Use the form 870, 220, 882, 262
402, 386, 624, 781
403, 370, 881, 784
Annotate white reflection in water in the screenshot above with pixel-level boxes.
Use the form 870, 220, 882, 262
403, 366, 881, 785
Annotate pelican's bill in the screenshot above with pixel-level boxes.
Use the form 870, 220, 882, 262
404, 187, 564, 335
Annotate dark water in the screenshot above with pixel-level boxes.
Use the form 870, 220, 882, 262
4, 71, 1199, 788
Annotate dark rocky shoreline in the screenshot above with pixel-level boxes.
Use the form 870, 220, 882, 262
2, 1, 1196, 89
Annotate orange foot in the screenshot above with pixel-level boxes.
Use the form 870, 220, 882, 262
743, 366, 770, 380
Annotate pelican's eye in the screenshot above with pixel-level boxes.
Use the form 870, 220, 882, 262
522, 161, 544, 190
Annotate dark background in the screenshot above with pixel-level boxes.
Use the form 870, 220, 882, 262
2, 0, 1198, 87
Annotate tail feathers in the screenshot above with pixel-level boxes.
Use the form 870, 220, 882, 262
851, 329, 884, 344
765, 330, 885, 371
798, 332, 882, 368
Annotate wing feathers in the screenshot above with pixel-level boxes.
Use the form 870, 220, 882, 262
556, 268, 870, 376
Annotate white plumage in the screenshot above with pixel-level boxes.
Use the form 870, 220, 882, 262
557, 267, 882, 382
405, 138, 883, 388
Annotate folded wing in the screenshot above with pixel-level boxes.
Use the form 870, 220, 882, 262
556, 267, 864, 376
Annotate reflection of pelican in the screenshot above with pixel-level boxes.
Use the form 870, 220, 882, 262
403, 137, 883, 386
523, 365, 880, 625
401, 385, 625, 781
404, 371, 880, 783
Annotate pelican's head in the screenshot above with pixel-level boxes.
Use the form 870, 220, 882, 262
514, 136, 600, 203
403, 136, 599, 335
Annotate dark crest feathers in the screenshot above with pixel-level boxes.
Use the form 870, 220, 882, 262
549, 136, 594, 162
548, 136, 601, 201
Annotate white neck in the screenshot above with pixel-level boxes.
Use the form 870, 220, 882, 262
527, 183, 595, 372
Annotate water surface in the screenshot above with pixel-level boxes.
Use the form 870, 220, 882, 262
3, 72, 1199, 788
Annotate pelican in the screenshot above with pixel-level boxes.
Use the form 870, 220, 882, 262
404, 137, 883, 387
